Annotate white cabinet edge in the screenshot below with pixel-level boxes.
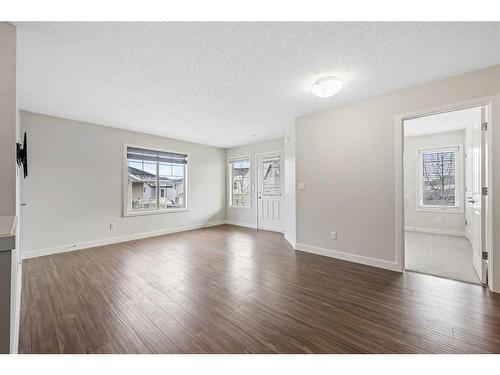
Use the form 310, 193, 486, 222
0, 216, 16, 252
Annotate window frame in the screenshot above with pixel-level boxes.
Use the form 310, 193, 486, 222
123, 143, 189, 217
228, 155, 252, 209
416, 144, 464, 213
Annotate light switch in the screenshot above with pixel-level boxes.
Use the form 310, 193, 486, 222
297, 182, 305, 190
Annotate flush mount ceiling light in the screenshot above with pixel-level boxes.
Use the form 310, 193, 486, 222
311, 76, 344, 98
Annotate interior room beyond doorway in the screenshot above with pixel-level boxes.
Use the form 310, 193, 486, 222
403, 106, 486, 284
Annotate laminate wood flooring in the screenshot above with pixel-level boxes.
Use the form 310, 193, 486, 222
19, 225, 500, 353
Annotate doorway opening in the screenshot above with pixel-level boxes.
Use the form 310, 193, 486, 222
402, 105, 490, 285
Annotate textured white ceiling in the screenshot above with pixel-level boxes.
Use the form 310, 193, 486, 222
16, 22, 500, 148
404, 107, 481, 138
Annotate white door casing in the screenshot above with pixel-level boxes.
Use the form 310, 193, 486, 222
256, 152, 284, 232
397, 100, 493, 289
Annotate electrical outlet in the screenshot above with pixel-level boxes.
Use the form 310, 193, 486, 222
110, 223, 116, 230
330, 231, 337, 240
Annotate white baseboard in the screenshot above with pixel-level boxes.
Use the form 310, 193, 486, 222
405, 226, 465, 237
22, 220, 226, 259
225, 220, 257, 229
284, 232, 296, 249
294, 243, 401, 272
21, 220, 401, 276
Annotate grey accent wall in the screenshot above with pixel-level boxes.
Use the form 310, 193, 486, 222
0, 23, 16, 217
0, 22, 17, 354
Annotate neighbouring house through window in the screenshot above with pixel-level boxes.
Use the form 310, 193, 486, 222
229, 157, 251, 207
125, 146, 187, 215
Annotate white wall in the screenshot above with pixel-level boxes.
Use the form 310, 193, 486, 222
12, 25, 22, 355
404, 130, 466, 236
225, 138, 284, 228
20, 111, 226, 257
284, 124, 296, 247
295, 65, 500, 292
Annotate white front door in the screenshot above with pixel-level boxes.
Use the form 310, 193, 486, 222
470, 107, 487, 283
256, 152, 284, 232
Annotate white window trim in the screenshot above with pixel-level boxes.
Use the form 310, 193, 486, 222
123, 143, 190, 217
416, 144, 464, 214
228, 155, 252, 209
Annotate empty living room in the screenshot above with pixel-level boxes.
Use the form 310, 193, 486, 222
2, 1, 500, 373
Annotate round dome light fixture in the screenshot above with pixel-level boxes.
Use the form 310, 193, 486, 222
311, 76, 344, 98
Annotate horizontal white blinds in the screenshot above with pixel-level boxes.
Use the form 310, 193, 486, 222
229, 157, 250, 168
127, 147, 188, 164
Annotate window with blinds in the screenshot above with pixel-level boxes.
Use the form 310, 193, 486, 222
419, 147, 459, 208
125, 146, 188, 214
229, 157, 251, 207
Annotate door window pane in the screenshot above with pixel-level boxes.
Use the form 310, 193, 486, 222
261, 157, 281, 196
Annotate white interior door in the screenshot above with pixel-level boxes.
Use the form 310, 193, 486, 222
257, 152, 284, 232
470, 107, 487, 283
465, 129, 473, 241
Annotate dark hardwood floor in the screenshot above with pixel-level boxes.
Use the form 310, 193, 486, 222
19, 224, 500, 353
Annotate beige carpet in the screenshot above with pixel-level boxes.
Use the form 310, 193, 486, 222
405, 231, 480, 284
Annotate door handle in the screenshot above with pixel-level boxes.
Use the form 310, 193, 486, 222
468, 198, 475, 204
